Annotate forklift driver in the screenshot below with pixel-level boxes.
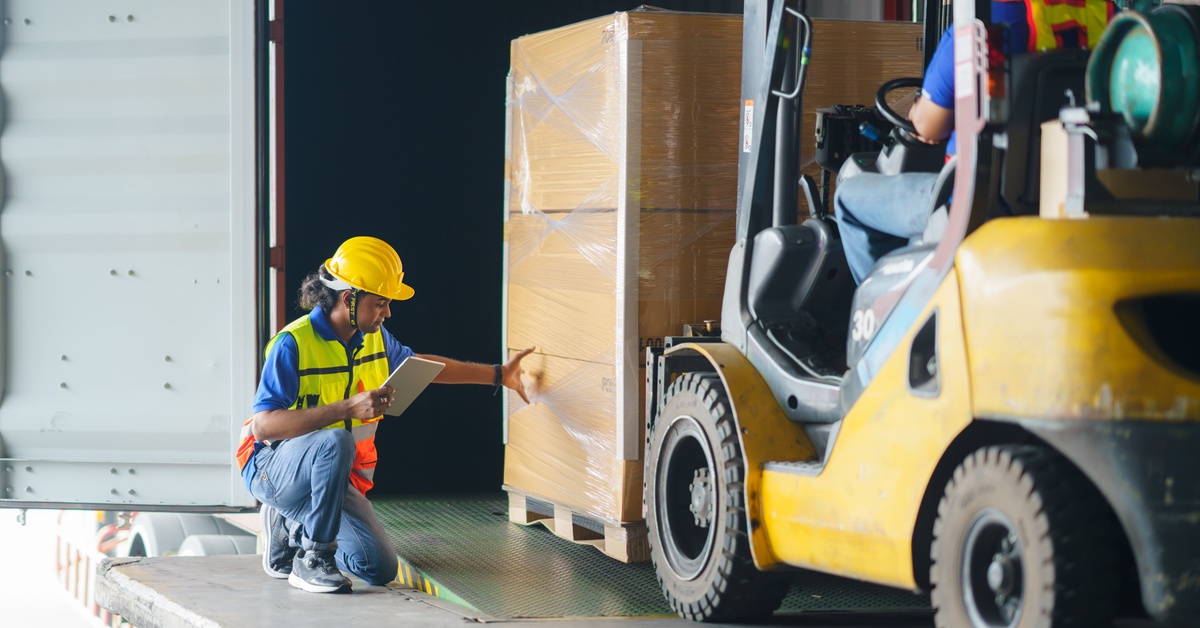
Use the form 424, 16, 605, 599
235, 236, 534, 593
834, 0, 1112, 284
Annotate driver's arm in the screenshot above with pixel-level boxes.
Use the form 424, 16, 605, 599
909, 26, 956, 145
909, 97, 953, 143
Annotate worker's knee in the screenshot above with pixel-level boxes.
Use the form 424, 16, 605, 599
313, 428, 355, 465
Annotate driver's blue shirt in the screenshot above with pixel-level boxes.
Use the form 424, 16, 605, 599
921, 1, 1029, 155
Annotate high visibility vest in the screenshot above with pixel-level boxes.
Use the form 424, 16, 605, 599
236, 315, 390, 495
1025, 0, 1114, 52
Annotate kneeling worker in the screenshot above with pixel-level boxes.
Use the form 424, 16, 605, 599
235, 236, 534, 593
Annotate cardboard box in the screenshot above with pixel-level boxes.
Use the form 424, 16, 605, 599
503, 10, 740, 525
502, 13, 925, 526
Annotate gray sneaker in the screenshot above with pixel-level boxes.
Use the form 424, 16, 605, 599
260, 504, 296, 579
287, 548, 351, 593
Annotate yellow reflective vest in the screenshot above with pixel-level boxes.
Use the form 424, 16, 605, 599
237, 315, 390, 495
1024, 0, 1113, 52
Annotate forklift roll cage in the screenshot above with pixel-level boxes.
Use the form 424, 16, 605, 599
717, 0, 991, 422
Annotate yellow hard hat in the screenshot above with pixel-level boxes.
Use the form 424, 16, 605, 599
323, 236, 414, 301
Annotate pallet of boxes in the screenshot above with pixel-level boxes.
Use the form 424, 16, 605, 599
501, 9, 924, 563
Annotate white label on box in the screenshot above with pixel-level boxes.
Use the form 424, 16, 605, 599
743, 100, 754, 153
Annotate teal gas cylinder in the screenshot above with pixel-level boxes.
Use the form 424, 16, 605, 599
1087, 5, 1200, 160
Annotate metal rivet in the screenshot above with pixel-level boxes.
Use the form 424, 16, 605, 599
4, 466, 11, 473
108, 15, 116, 23
23, 19, 30, 26
23, 270, 31, 276
3, 19, 10, 26
111, 488, 119, 495
25, 487, 32, 493
164, 355, 172, 362
128, 489, 136, 495
3, 270, 10, 276
24, 467, 31, 473
163, 382, 171, 390
110, 269, 118, 276
126, 15, 134, 23
4, 487, 11, 494
60, 355, 68, 361
193, 279, 198, 284
110, 468, 118, 475
128, 468, 136, 475
60, 382, 67, 389
215, 278, 220, 283
127, 269, 135, 276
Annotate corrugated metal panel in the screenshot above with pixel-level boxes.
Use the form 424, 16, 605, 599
0, 1, 257, 509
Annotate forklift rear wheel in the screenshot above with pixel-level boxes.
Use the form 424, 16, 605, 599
645, 372, 788, 623
930, 445, 1120, 628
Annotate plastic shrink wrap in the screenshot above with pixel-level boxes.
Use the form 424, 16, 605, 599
502, 11, 925, 540
503, 10, 740, 533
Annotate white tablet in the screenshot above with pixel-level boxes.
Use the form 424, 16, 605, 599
380, 356, 445, 417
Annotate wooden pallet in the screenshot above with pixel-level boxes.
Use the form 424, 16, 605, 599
504, 488, 650, 563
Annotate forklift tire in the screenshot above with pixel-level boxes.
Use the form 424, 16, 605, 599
645, 372, 789, 623
930, 445, 1120, 628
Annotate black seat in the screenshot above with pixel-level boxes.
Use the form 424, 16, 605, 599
910, 156, 957, 246
996, 48, 1091, 216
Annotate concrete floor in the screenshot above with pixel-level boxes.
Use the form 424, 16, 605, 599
96, 555, 938, 628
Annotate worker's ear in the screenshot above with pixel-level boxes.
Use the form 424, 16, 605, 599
339, 290, 353, 309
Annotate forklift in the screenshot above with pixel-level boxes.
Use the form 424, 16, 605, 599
643, 0, 1200, 626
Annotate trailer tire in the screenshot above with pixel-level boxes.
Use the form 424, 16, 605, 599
123, 513, 249, 557
178, 534, 258, 556
645, 372, 788, 623
930, 445, 1120, 628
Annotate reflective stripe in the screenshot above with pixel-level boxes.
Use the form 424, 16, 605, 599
354, 351, 386, 367
297, 365, 351, 377
351, 422, 378, 442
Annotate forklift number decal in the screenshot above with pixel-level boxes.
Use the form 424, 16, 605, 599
851, 309, 876, 342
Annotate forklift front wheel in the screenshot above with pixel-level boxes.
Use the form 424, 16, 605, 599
930, 445, 1120, 628
645, 372, 788, 623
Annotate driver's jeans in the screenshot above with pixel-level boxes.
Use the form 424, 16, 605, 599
834, 171, 941, 283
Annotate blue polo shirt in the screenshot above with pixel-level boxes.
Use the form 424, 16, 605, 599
242, 305, 415, 486
922, 2, 1030, 155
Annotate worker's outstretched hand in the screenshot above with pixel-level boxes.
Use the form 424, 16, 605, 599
502, 347, 535, 405
348, 385, 394, 419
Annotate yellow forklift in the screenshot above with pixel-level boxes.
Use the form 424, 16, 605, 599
643, 1, 1200, 626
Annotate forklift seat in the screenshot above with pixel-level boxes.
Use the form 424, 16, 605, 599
996, 48, 1091, 216
910, 156, 957, 246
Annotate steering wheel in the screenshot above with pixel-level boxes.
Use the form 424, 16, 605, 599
876, 77, 924, 137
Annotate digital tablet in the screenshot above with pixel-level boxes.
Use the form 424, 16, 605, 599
380, 356, 445, 416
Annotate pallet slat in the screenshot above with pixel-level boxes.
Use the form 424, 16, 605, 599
505, 489, 649, 563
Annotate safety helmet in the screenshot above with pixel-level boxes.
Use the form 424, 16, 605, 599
322, 236, 415, 301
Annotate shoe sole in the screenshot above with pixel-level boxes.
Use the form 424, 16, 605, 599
260, 506, 290, 579
288, 572, 352, 594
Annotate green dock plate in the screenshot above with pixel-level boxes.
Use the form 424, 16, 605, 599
375, 494, 931, 619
